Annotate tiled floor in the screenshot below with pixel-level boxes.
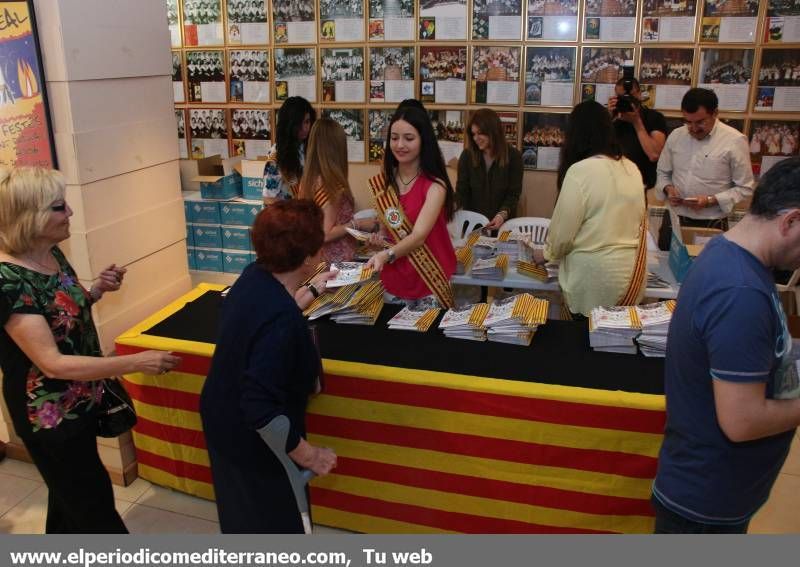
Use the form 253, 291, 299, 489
2, 434, 799, 533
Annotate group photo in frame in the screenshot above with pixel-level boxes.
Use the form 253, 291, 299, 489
524, 46, 576, 107
419, 46, 467, 104
321, 47, 366, 103
526, 0, 578, 41
322, 108, 366, 162
471, 45, 521, 105
521, 111, 568, 171
641, 0, 698, 43
226, 0, 269, 44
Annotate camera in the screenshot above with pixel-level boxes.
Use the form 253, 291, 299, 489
614, 61, 638, 114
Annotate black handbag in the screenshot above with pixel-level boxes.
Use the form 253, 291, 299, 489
96, 378, 137, 438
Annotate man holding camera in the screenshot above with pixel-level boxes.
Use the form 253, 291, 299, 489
608, 76, 667, 192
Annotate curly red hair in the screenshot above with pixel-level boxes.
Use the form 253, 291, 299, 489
251, 199, 324, 273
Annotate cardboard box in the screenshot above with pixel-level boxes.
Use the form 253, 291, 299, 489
221, 226, 252, 251
249, 252, 258, 264
185, 225, 194, 247
187, 246, 196, 271
188, 200, 221, 225
194, 248, 224, 272
193, 156, 243, 200
220, 200, 262, 226
680, 227, 722, 258
234, 160, 268, 200
193, 225, 222, 249
222, 250, 251, 274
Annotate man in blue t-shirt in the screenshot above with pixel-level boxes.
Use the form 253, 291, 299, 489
653, 156, 800, 533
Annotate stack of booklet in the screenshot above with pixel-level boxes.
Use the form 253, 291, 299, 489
635, 300, 676, 357
326, 262, 375, 288
517, 240, 558, 282
303, 280, 384, 325
588, 306, 642, 354
471, 254, 509, 280
484, 293, 549, 346
455, 246, 473, 275
496, 230, 528, 264
387, 304, 441, 332
438, 303, 490, 341
470, 235, 497, 260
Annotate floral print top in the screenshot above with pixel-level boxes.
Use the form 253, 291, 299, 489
0, 247, 103, 439
262, 145, 304, 201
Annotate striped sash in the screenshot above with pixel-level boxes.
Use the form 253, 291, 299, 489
368, 174, 454, 308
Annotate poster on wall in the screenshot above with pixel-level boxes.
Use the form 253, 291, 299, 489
229, 49, 269, 103
419, 46, 467, 104
419, 0, 468, 41
749, 120, 800, 176
186, 50, 226, 103
524, 46, 575, 107
428, 109, 465, 164
700, 0, 758, 43
521, 112, 567, 170
274, 48, 317, 102
498, 111, 519, 147
0, 1, 56, 168
320, 0, 365, 42
471, 46, 521, 105
579, 47, 634, 107
766, 1, 800, 43
368, 109, 393, 163
189, 108, 229, 158
472, 0, 523, 40
176, 109, 188, 159
640, 48, 693, 110
273, 0, 316, 43
226, 0, 269, 45
231, 108, 271, 159
167, 0, 182, 47
642, 0, 697, 43
182, 0, 224, 46
697, 48, 753, 112
584, 0, 637, 42
526, 0, 578, 41
172, 51, 185, 103
368, 0, 415, 40
323, 108, 366, 162
369, 47, 414, 103
755, 49, 800, 112
321, 47, 366, 103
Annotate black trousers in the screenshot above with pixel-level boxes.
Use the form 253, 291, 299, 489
657, 213, 729, 251
22, 427, 127, 534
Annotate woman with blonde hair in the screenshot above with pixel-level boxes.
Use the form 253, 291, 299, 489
0, 167, 180, 533
299, 117, 377, 263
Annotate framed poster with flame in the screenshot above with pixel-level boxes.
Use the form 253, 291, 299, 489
0, 1, 56, 168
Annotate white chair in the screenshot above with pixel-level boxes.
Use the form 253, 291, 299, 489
448, 210, 490, 242
499, 217, 551, 244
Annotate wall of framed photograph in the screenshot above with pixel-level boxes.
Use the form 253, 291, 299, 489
170, 0, 800, 169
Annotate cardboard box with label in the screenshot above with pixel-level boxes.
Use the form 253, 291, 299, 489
193, 225, 223, 249
235, 159, 268, 200
668, 221, 722, 283
220, 200, 262, 226
223, 250, 251, 274
194, 248, 224, 272
193, 155, 243, 200
221, 226, 252, 251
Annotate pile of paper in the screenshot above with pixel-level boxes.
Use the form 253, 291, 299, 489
496, 230, 528, 264
330, 280, 385, 326
470, 234, 497, 260
471, 254, 509, 280
635, 300, 676, 357
455, 246, 473, 275
387, 304, 441, 332
517, 240, 558, 281
484, 293, 549, 346
326, 262, 375, 288
438, 303, 490, 341
588, 306, 641, 354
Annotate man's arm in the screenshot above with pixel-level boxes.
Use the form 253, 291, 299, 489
714, 135, 755, 214
655, 132, 675, 194
635, 110, 667, 162
713, 380, 800, 442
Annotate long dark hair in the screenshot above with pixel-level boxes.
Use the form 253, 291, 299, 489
276, 96, 316, 182
467, 108, 509, 167
556, 100, 622, 190
382, 106, 455, 221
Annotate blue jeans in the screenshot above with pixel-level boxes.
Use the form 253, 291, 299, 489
652, 497, 749, 534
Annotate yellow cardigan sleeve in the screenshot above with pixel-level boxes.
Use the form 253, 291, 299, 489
544, 169, 585, 262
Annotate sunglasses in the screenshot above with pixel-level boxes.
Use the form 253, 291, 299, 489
50, 203, 67, 212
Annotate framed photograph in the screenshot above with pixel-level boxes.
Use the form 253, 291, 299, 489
419, 0, 468, 41
368, 109, 394, 163
749, 120, 799, 177
189, 108, 229, 158
580, 47, 634, 106
321, 47, 366, 103
172, 50, 185, 103
701, 0, 758, 43
369, 46, 414, 103
584, 0, 637, 42
471, 46, 521, 105
176, 109, 188, 159
497, 111, 520, 147
524, 46, 575, 107
226, 0, 269, 44
182, 0, 224, 46
521, 112, 568, 170
526, 0, 578, 41
186, 50, 226, 103
640, 48, 694, 110
167, 0, 182, 47
320, 0, 365, 42
368, 0, 415, 40
228, 49, 269, 103
428, 109, 465, 164
642, 0, 697, 43
697, 48, 753, 112
0, 0, 57, 167
231, 108, 271, 159
766, 0, 800, 43
274, 47, 317, 102
472, 0, 523, 40
755, 49, 800, 112
322, 108, 366, 162
419, 46, 467, 104
273, 0, 316, 43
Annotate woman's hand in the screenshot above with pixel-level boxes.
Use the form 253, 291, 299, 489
310, 269, 338, 292
90, 264, 126, 301
366, 232, 389, 248
132, 350, 182, 375
485, 214, 505, 231
355, 217, 380, 232
366, 250, 390, 273
532, 247, 546, 266
307, 446, 337, 476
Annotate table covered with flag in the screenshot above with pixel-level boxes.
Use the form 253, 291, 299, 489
115, 283, 666, 533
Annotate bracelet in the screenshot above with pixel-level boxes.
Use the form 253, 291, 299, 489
89, 287, 102, 302
386, 249, 396, 264
306, 283, 320, 298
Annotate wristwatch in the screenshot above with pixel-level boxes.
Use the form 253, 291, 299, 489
306, 283, 320, 298
386, 249, 396, 264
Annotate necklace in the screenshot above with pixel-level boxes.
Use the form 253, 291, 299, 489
397, 168, 421, 187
